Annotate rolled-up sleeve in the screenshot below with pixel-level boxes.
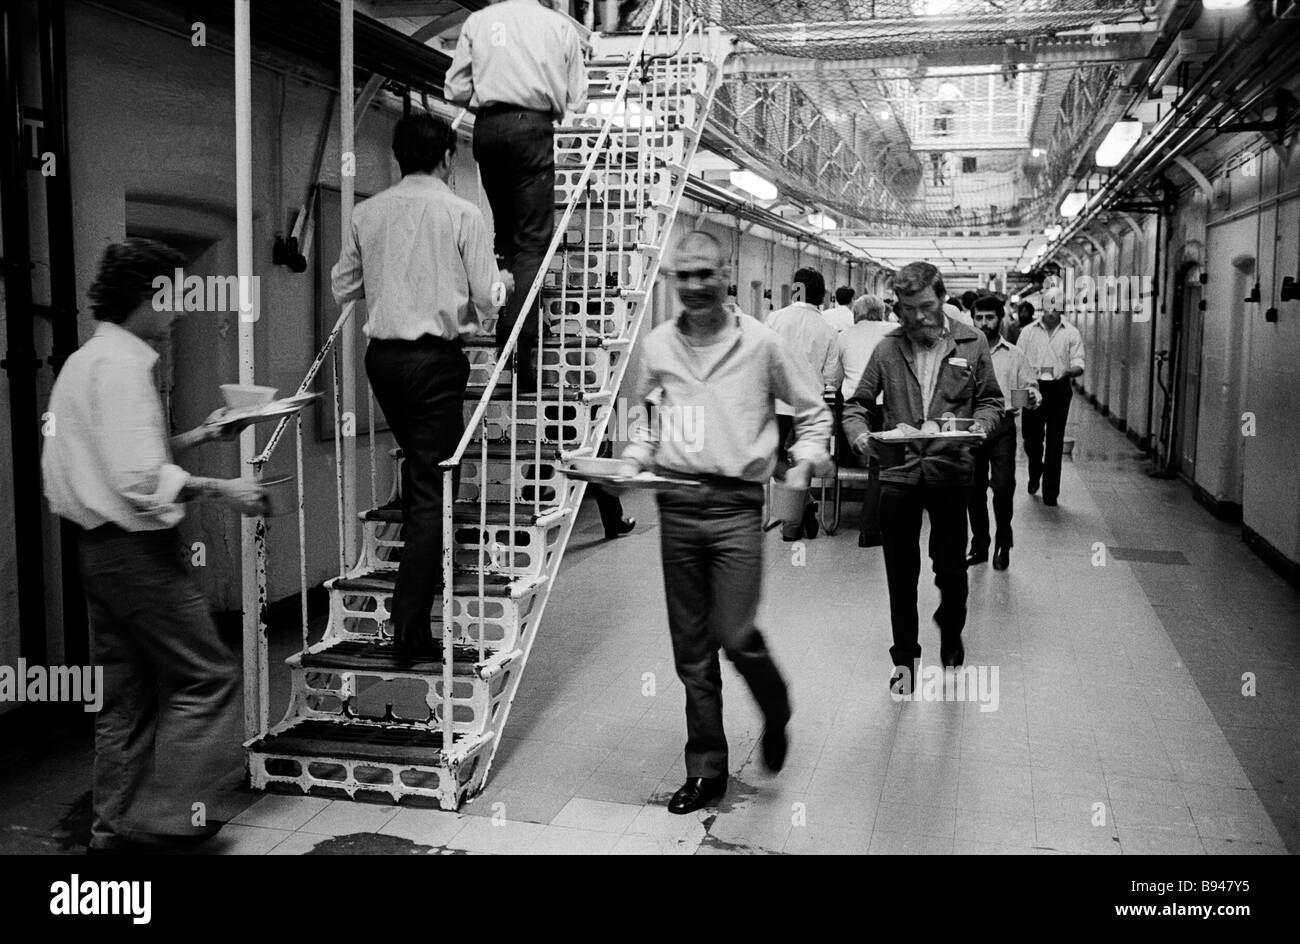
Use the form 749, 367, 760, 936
331, 218, 365, 306
566, 31, 588, 114
1068, 328, 1086, 372
93, 364, 187, 527
770, 338, 832, 474
461, 209, 499, 330
444, 30, 474, 106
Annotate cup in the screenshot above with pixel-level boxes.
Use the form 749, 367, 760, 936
1010, 388, 1030, 409
1037, 368, 1055, 382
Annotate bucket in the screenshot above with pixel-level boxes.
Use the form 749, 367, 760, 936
258, 474, 297, 517
768, 480, 807, 524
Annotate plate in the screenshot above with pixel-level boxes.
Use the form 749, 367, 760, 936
208, 391, 322, 427
562, 457, 702, 491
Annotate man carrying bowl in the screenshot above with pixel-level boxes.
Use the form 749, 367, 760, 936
842, 262, 1003, 692
966, 294, 1040, 571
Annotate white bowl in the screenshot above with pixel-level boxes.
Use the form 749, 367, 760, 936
220, 383, 278, 410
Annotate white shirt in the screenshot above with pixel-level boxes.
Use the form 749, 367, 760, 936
765, 302, 843, 414
823, 305, 854, 333
332, 175, 498, 342
1017, 317, 1086, 378
838, 319, 896, 400
944, 302, 973, 327
988, 336, 1039, 414
42, 322, 188, 531
445, 0, 588, 118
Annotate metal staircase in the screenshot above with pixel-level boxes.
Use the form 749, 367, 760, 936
246, 0, 728, 810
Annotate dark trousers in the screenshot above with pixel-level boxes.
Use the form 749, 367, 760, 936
472, 108, 556, 348
836, 407, 882, 539
657, 482, 791, 779
1021, 379, 1072, 500
775, 413, 811, 540
967, 414, 1017, 554
366, 337, 470, 646
880, 481, 969, 668
79, 526, 239, 847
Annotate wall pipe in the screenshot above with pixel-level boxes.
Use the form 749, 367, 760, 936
0, 0, 49, 668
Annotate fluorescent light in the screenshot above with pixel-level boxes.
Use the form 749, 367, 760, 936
807, 212, 837, 231
1031, 147, 1046, 158
1202, 0, 1249, 9
1095, 118, 1143, 168
729, 170, 778, 201
1044, 224, 1062, 240
1059, 191, 1088, 218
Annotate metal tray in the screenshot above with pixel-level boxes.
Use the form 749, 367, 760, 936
868, 417, 986, 443
208, 391, 322, 428
562, 457, 702, 491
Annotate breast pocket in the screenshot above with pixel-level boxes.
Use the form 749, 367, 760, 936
936, 363, 974, 406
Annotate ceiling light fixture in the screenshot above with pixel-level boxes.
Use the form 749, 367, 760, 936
807, 212, 837, 231
1095, 118, 1143, 168
729, 170, 778, 201
1059, 191, 1088, 218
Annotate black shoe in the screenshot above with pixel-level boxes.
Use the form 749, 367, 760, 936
1027, 478, 1040, 495
392, 626, 438, 660
965, 549, 989, 567
512, 340, 539, 390
667, 776, 727, 815
603, 516, 635, 540
803, 502, 820, 539
992, 545, 1010, 570
858, 532, 882, 548
761, 719, 789, 773
1043, 496, 1058, 507
941, 642, 965, 668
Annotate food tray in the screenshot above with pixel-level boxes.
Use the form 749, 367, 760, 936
209, 391, 322, 427
562, 457, 702, 491
868, 417, 986, 443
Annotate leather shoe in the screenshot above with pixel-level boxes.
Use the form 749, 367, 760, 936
1043, 496, 1058, 506
965, 550, 989, 567
941, 642, 965, 668
1027, 477, 1040, 495
603, 516, 635, 540
858, 532, 882, 548
668, 776, 727, 815
761, 720, 789, 773
803, 502, 820, 539
992, 545, 1010, 570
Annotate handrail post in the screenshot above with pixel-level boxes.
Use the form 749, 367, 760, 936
340, 0, 359, 568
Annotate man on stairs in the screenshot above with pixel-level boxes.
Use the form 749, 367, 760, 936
332, 114, 509, 656
621, 231, 832, 815
446, 0, 589, 389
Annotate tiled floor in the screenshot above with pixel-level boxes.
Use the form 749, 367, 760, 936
2, 394, 1296, 854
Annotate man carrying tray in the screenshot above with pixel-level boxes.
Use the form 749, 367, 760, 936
842, 262, 1003, 692
619, 231, 832, 815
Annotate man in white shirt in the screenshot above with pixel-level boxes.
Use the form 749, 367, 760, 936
334, 114, 506, 657
765, 268, 842, 541
836, 294, 895, 546
1016, 294, 1086, 506
967, 295, 1040, 570
823, 285, 855, 333
446, 0, 588, 388
42, 239, 266, 853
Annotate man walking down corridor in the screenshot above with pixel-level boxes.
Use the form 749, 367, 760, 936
1016, 291, 1085, 507
446, 0, 588, 389
842, 262, 1002, 691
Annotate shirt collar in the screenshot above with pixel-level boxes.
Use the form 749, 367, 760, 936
396, 173, 450, 193
990, 336, 1014, 352
93, 320, 159, 367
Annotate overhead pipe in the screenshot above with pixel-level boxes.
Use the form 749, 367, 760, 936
0, 0, 49, 667
37, 0, 88, 668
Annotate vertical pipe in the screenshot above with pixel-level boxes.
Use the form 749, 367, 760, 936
340, 0, 358, 565
0, 1, 47, 668
38, 0, 86, 670
234, 0, 264, 739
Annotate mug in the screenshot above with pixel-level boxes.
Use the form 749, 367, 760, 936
1010, 388, 1030, 408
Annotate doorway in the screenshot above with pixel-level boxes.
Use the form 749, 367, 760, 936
1170, 262, 1203, 480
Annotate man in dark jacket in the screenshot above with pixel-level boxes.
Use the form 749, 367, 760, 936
842, 262, 1003, 691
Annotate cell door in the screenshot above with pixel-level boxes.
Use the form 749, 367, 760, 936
1172, 271, 1203, 479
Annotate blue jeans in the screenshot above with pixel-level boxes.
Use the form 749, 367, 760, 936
657, 481, 791, 778
79, 525, 239, 847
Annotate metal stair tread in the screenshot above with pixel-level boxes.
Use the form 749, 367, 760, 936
362, 502, 565, 526
462, 334, 618, 349
328, 569, 530, 596
391, 442, 564, 460
298, 638, 507, 676
249, 719, 455, 763
463, 382, 598, 402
